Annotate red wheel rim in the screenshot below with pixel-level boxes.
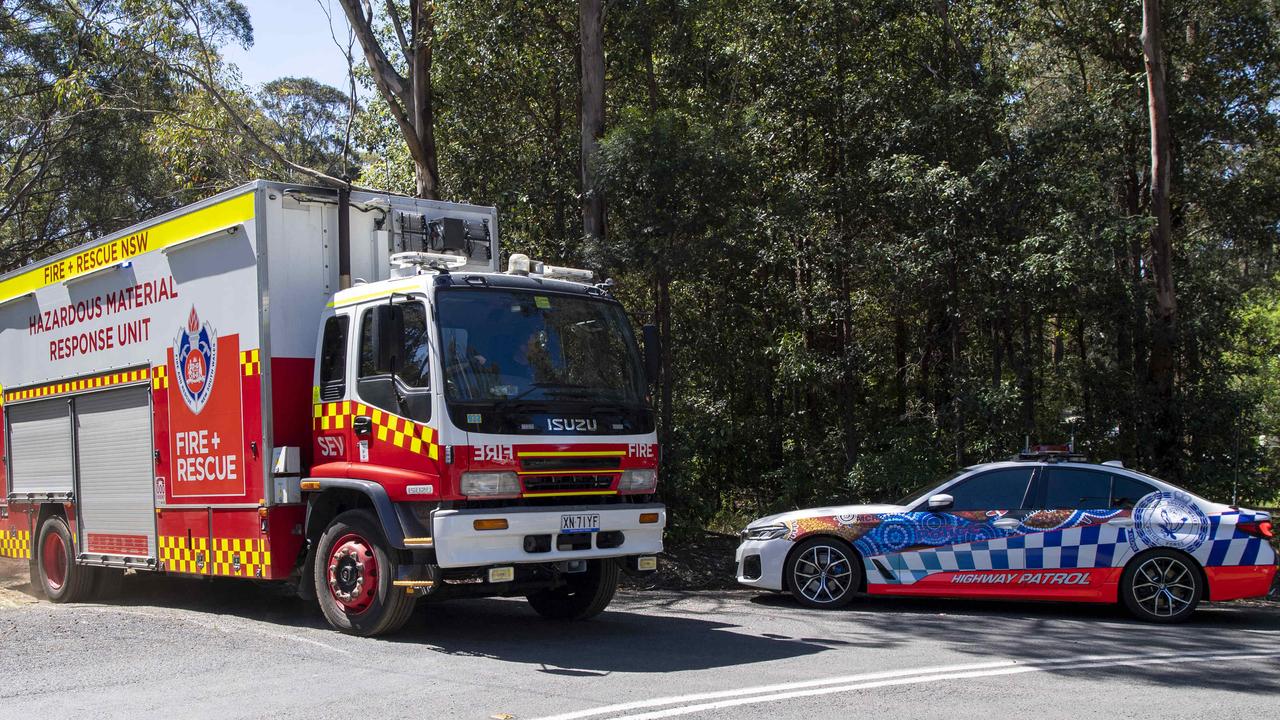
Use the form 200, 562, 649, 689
42, 531, 67, 592
326, 533, 378, 614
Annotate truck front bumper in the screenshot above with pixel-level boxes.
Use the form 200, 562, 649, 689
431, 503, 666, 569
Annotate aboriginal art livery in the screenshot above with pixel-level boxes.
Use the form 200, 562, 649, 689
736, 458, 1277, 621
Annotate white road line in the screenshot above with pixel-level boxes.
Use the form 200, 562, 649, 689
533, 650, 1280, 720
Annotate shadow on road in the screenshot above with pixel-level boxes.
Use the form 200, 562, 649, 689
6, 555, 1277, 686
395, 594, 834, 675
748, 590, 1280, 695
4, 560, 832, 674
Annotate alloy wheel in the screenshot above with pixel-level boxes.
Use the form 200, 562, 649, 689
1130, 555, 1195, 617
791, 543, 853, 604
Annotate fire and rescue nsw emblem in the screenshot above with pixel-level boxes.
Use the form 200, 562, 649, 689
174, 306, 218, 415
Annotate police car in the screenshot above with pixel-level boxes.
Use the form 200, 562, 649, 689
736, 449, 1276, 622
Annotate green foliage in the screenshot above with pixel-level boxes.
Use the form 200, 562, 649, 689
0, 0, 338, 270
4, 0, 1280, 529
259, 77, 357, 177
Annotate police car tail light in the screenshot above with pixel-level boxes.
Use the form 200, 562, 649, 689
1238, 521, 1274, 539
460, 471, 519, 498
619, 469, 657, 494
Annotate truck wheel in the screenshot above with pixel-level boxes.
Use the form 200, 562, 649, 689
1120, 549, 1202, 623
526, 559, 619, 620
313, 509, 416, 636
36, 516, 94, 603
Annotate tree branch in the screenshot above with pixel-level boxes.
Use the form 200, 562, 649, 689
338, 0, 411, 110
384, 0, 412, 66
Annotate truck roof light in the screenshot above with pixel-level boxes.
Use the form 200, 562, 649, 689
507, 253, 532, 275
506, 253, 595, 283
390, 251, 466, 277
541, 265, 595, 282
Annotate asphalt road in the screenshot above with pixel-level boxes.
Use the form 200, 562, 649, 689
1, 558, 1276, 720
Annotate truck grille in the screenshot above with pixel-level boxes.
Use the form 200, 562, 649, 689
520, 456, 621, 471
522, 475, 615, 493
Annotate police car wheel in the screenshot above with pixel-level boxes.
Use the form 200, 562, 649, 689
314, 509, 416, 636
526, 559, 619, 620
36, 516, 95, 603
1120, 549, 1202, 623
785, 537, 859, 609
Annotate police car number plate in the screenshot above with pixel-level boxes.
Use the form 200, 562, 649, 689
561, 513, 600, 534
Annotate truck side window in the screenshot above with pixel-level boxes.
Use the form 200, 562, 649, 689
318, 315, 349, 402
357, 302, 431, 422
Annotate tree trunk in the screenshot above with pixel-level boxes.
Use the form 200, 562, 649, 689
656, 265, 674, 462
894, 312, 908, 417
579, 0, 606, 243
409, 1, 438, 199
1142, 0, 1178, 472
337, 0, 438, 199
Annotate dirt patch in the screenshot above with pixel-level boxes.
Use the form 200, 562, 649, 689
0, 557, 38, 609
620, 531, 740, 591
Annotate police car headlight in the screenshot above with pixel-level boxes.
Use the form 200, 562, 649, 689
460, 471, 520, 498
619, 469, 658, 493
742, 524, 788, 541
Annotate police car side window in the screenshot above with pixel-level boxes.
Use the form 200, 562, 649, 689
945, 468, 1034, 511
1042, 468, 1156, 509
1109, 476, 1156, 509
1043, 468, 1112, 509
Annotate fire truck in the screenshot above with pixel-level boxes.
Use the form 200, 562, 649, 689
0, 181, 665, 636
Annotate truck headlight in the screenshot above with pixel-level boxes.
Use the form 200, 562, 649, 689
619, 469, 658, 493
460, 471, 520, 498
741, 524, 788, 541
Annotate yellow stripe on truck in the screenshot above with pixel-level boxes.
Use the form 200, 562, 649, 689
517, 450, 627, 458
0, 192, 255, 305
523, 490, 619, 498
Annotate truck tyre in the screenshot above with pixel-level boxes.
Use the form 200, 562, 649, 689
1120, 549, 1202, 623
313, 509, 416, 636
36, 516, 95, 603
526, 559, 619, 620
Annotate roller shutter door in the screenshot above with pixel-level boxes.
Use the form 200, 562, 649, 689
7, 399, 74, 496
75, 387, 156, 560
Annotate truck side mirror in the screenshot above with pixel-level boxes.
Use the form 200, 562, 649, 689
642, 324, 660, 386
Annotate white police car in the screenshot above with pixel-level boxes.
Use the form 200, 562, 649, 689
736, 450, 1275, 622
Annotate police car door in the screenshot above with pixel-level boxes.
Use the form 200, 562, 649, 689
931, 466, 1037, 571
889, 466, 1037, 587
1024, 465, 1157, 596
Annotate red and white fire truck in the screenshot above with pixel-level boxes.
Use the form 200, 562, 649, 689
0, 181, 665, 635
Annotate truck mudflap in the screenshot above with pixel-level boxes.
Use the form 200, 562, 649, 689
431, 503, 666, 569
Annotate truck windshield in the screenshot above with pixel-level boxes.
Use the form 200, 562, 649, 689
437, 288, 645, 406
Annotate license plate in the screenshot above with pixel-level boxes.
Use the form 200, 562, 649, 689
561, 513, 600, 534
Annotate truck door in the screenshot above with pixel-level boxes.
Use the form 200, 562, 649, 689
75, 386, 157, 564
314, 314, 353, 466
349, 299, 436, 477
